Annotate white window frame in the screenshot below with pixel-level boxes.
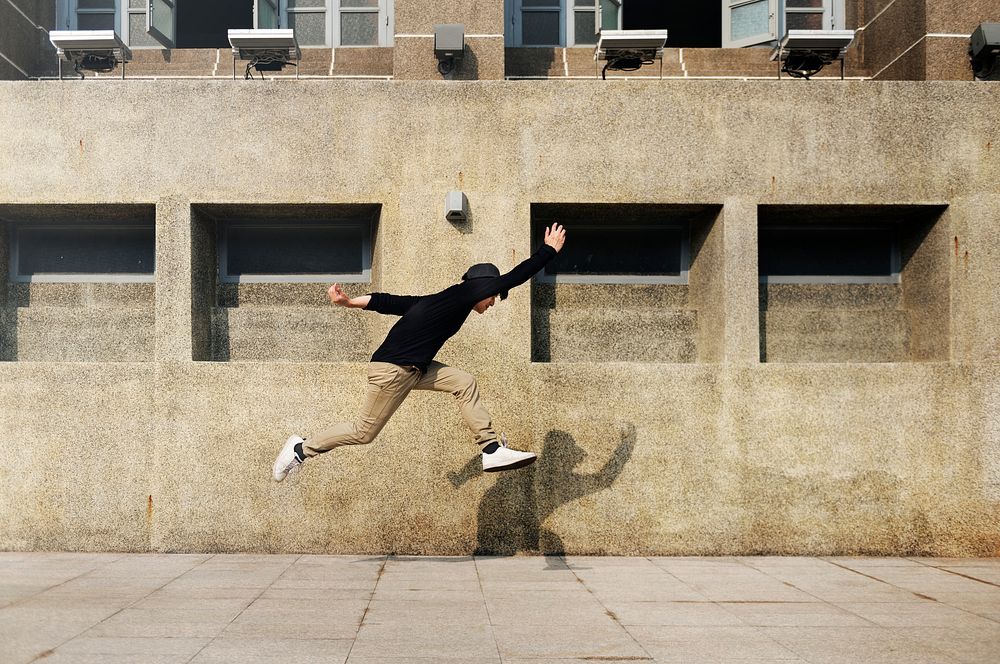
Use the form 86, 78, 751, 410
535, 223, 691, 285
722, 0, 777, 48
571, 0, 596, 47
10, 223, 156, 284
122, 1, 146, 46
507, 0, 563, 47
779, 0, 845, 35
758, 225, 901, 285
288, 0, 394, 48
218, 221, 373, 284
60, 0, 122, 32
57, 0, 394, 49
506, 0, 621, 48
332, 0, 393, 47
722, 0, 845, 48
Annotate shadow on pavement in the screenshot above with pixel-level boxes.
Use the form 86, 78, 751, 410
449, 423, 636, 558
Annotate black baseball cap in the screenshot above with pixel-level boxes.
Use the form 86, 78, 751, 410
462, 263, 508, 300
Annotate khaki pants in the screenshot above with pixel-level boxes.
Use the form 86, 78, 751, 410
302, 361, 499, 457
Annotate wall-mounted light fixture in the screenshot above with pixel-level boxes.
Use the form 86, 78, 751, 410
445, 191, 468, 223
434, 24, 465, 76
970, 23, 1000, 80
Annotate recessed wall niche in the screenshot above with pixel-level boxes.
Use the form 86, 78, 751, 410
191, 204, 381, 362
0, 204, 156, 362
531, 203, 724, 364
758, 205, 950, 363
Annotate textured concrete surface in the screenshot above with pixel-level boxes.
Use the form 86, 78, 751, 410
532, 284, 697, 363
393, 36, 505, 81
0, 0, 55, 80
0, 80, 999, 554
860, 0, 995, 80
1, 553, 998, 664
77, 48, 396, 80
859, 0, 926, 80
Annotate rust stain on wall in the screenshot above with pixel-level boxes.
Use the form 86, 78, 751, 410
147, 495, 153, 527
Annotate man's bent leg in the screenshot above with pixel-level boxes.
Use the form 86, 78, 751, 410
413, 361, 499, 450
303, 362, 421, 457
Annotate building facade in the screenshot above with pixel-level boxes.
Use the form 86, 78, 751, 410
0, 0, 998, 555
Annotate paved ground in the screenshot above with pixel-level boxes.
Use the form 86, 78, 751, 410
1, 554, 999, 663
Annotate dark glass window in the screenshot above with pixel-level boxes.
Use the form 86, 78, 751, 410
222, 222, 368, 280
759, 226, 896, 278
540, 223, 686, 280
15, 224, 155, 278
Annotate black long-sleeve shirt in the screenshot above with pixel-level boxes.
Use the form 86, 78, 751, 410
366, 245, 557, 371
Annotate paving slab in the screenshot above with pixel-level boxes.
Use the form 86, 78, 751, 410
937, 566, 1000, 585
630, 625, 803, 662
718, 601, 873, 627
348, 623, 498, 659
1, 554, 996, 664
188, 637, 353, 663
493, 622, 649, 660
487, 593, 615, 626
53, 636, 212, 657
897, 623, 1000, 664
833, 601, 997, 627
606, 600, 748, 626
31, 654, 185, 664
346, 658, 499, 664
760, 626, 963, 663
364, 597, 491, 625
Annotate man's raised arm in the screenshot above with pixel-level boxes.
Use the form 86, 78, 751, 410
328, 284, 422, 316
494, 223, 567, 293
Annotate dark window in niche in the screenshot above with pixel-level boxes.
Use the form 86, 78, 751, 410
543, 224, 686, 279
213, 204, 379, 284
756, 204, 950, 364
15, 225, 155, 280
530, 203, 721, 364
6, 205, 155, 283
222, 223, 367, 281
0, 204, 156, 362
193, 203, 381, 363
532, 204, 692, 284
759, 226, 899, 282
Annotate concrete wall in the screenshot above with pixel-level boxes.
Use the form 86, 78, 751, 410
0, 0, 56, 80
0, 80, 999, 555
860, 0, 999, 80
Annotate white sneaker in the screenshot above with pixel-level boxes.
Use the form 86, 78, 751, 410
273, 435, 304, 482
482, 434, 537, 473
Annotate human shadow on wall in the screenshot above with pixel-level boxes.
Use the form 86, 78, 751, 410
448, 424, 636, 556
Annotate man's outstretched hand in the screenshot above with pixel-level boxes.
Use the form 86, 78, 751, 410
328, 283, 351, 307
544, 223, 567, 252
328, 285, 372, 309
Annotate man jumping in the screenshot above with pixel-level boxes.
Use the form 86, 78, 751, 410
272, 223, 567, 481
